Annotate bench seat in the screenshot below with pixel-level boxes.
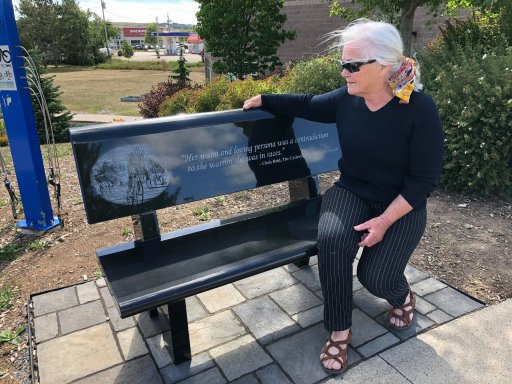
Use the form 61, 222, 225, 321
98, 196, 322, 317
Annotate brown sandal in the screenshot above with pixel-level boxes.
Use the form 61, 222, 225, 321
320, 329, 352, 375
386, 288, 416, 330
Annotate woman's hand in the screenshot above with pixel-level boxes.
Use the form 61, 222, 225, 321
243, 95, 262, 110
354, 216, 391, 247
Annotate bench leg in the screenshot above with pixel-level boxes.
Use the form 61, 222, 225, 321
149, 308, 159, 318
168, 299, 191, 364
294, 257, 310, 268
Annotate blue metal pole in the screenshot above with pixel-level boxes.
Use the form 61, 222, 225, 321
0, 0, 61, 234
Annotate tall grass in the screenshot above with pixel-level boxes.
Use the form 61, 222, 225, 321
96, 60, 202, 71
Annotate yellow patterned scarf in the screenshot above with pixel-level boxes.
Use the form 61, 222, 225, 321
388, 56, 417, 104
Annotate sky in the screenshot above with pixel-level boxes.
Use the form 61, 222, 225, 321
12, 0, 199, 25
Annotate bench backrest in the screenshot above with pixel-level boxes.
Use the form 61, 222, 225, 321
69, 109, 341, 224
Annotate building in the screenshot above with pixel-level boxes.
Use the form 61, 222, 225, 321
278, 0, 467, 63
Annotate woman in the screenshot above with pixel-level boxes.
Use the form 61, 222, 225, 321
243, 19, 444, 375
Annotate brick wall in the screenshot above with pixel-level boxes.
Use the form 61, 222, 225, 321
278, 1, 469, 62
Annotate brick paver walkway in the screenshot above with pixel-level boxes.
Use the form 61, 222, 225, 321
30, 254, 484, 384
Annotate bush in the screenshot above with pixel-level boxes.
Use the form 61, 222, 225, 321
418, 15, 512, 199
138, 80, 192, 118
423, 52, 512, 199
159, 77, 281, 116
216, 77, 281, 111
159, 87, 203, 116
0, 119, 7, 147
281, 54, 345, 94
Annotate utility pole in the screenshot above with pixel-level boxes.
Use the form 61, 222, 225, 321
167, 13, 171, 32
101, 0, 110, 57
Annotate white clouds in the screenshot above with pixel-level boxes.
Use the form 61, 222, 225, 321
13, 0, 198, 25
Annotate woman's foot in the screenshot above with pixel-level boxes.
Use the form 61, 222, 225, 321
387, 288, 415, 330
320, 329, 352, 374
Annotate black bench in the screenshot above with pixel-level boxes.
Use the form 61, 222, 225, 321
69, 108, 341, 364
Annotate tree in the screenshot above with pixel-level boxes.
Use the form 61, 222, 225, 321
196, 0, 295, 79
17, 0, 119, 66
120, 40, 134, 59
145, 22, 158, 46
171, 48, 191, 84
326, 0, 446, 56
57, 0, 90, 65
17, 0, 60, 67
27, 50, 73, 143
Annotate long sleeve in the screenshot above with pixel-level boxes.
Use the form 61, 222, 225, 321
400, 95, 444, 208
261, 88, 347, 124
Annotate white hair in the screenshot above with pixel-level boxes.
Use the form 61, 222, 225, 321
329, 19, 423, 91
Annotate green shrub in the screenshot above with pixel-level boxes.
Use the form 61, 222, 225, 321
418, 14, 512, 199
216, 77, 281, 111
159, 87, 203, 116
425, 53, 512, 198
194, 78, 230, 112
281, 54, 345, 94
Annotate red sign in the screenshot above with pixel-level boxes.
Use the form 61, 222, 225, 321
122, 28, 146, 37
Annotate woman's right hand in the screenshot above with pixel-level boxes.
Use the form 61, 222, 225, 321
243, 95, 262, 110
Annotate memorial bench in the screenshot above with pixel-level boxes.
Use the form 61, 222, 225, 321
69, 108, 341, 363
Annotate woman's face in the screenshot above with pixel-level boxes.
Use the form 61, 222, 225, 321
341, 45, 390, 98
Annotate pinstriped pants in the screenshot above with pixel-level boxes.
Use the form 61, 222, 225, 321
318, 185, 427, 331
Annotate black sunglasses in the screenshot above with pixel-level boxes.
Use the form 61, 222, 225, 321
339, 59, 377, 73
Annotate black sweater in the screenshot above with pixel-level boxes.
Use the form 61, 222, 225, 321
262, 87, 444, 211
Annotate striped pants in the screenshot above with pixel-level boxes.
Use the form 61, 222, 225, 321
318, 185, 427, 331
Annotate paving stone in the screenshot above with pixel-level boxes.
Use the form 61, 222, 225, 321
267, 323, 361, 384
59, 300, 107, 335
197, 284, 245, 313
33, 312, 58, 343
99, 286, 116, 308
95, 277, 106, 288
325, 356, 409, 384
178, 367, 226, 384
74, 355, 162, 384
117, 327, 149, 360
256, 364, 293, 384
107, 307, 135, 330
411, 278, 447, 296
353, 277, 363, 292
189, 310, 245, 354
37, 323, 122, 384
356, 332, 400, 358
160, 352, 214, 383
353, 289, 390, 317
353, 257, 360, 276
291, 264, 321, 291
269, 284, 322, 315
427, 309, 454, 324
136, 307, 171, 338
234, 267, 296, 299
147, 332, 173, 368
351, 309, 388, 347
376, 311, 435, 340
292, 304, 324, 328
414, 295, 437, 315
210, 334, 273, 381
32, 286, 78, 317
107, 306, 135, 331
186, 296, 208, 322
76, 281, 100, 304
233, 296, 298, 344
230, 374, 259, 384
404, 265, 429, 284
315, 289, 324, 300
424, 286, 484, 317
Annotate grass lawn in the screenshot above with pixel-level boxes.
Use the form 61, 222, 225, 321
47, 66, 205, 117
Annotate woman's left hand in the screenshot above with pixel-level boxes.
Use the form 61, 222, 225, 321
354, 217, 390, 247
